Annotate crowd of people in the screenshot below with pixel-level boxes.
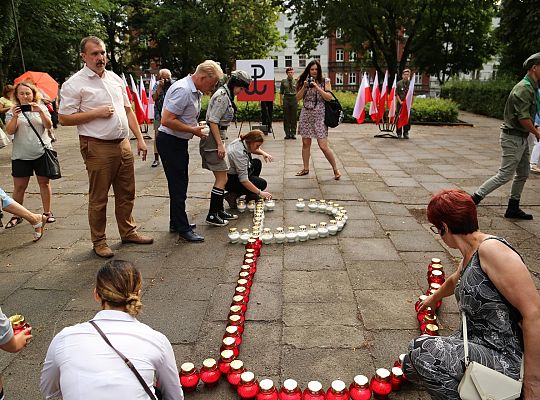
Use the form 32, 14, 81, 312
1, 35, 540, 399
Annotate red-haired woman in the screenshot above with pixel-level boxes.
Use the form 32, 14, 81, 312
402, 189, 540, 399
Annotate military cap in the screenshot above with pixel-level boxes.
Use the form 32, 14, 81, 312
523, 52, 540, 69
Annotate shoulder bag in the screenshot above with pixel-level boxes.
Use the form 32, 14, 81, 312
458, 312, 523, 400
324, 91, 344, 128
0, 126, 10, 148
89, 320, 158, 400
21, 111, 61, 180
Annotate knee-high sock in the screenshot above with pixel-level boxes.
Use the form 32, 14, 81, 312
210, 187, 225, 213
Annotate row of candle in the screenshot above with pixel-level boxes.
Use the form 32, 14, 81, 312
296, 199, 345, 216
414, 258, 446, 336
237, 199, 276, 213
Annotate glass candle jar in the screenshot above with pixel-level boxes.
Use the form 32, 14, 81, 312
238, 371, 259, 399
424, 323, 439, 336
393, 353, 406, 369
326, 379, 349, 400
238, 271, 252, 286
235, 286, 249, 302
257, 378, 279, 400
328, 220, 339, 235
228, 228, 240, 244
229, 304, 245, 319
227, 359, 244, 386
221, 337, 239, 358
317, 222, 329, 238
246, 239, 261, 257
428, 270, 445, 286
244, 252, 256, 265
8, 314, 30, 336
261, 228, 274, 244
420, 314, 437, 333
427, 258, 441, 276
297, 225, 309, 242
349, 374, 372, 400
326, 201, 334, 215
370, 368, 392, 399
296, 198, 306, 211
308, 199, 318, 212
224, 324, 242, 345
237, 199, 246, 212
308, 224, 319, 239
303, 381, 326, 400
265, 199, 275, 211
228, 314, 244, 334
200, 358, 222, 386
279, 378, 302, 400
274, 227, 286, 244
240, 229, 251, 244
244, 258, 256, 275
431, 263, 445, 279
415, 295, 428, 313
336, 217, 345, 231
238, 277, 252, 290
218, 349, 235, 374
390, 367, 403, 391
179, 362, 200, 392
340, 209, 349, 222
417, 306, 433, 324
317, 199, 327, 213
247, 200, 256, 212
286, 226, 298, 243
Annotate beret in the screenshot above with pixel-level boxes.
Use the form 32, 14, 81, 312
523, 52, 540, 69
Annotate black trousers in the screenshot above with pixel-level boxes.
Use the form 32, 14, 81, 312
261, 101, 274, 129
156, 131, 191, 233
226, 159, 267, 197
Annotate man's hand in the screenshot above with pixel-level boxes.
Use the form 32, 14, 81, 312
193, 125, 208, 140
260, 190, 272, 200
94, 105, 114, 118
0, 328, 32, 353
217, 143, 226, 159
137, 139, 148, 161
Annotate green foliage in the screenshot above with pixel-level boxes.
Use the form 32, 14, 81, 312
441, 78, 514, 119
199, 92, 459, 123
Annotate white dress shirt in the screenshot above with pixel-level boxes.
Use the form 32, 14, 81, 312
59, 66, 131, 140
40, 310, 183, 400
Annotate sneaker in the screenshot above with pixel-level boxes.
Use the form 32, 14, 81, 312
206, 213, 229, 226
218, 210, 238, 220
151, 159, 160, 168
530, 164, 540, 174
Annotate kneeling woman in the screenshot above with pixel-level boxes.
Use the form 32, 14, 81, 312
225, 129, 273, 208
40, 260, 184, 400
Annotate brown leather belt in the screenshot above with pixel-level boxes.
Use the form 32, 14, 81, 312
80, 135, 126, 144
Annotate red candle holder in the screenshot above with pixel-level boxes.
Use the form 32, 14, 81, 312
278, 378, 302, 400
428, 270, 445, 286
235, 286, 249, 302
224, 325, 242, 346
390, 367, 403, 391
232, 294, 248, 313
424, 324, 439, 336
430, 263, 445, 280
244, 258, 256, 275
9, 314, 31, 336
237, 279, 251, 296
238, 371, 259, 399
218, 349, 235, 374
229, 305, 245, 322
370, 368, 392, 399
238, 272, 253, 289
420, 313, 437, 333
200, 358, 222, 386
426, 258, 441, 277
349, 374, 371, 400
302, 381, 326, 400
414, 295, 428, 313
244, 253, 256, 266
257, 378, 279, 400
221, 337, 240, 358
179, 362, 200, 392
227, 360, 245, 386
246, 239, 261, 257
228, 315, 244, 334
326, 380, 349, 400
417, 306, 433, 324
241, 264, 251, 275
393, 353, 406, 369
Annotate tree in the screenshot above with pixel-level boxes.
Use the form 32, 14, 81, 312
496, 0, 540, 79
286, 0, 496, 81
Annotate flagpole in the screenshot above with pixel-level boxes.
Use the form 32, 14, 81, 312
10, 0, 26, 72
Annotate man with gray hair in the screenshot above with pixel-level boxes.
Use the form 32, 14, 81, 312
157, 60, 223, 242
151, 68, 173, 167
471, 52, 540, 219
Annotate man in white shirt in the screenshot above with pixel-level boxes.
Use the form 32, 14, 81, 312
59, 36, 153, 258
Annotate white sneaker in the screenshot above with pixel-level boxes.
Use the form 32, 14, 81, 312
530, 164, 540, 174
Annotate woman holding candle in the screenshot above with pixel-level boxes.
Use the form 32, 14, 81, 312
402, 189, 540, 399
40, 260, 184, 400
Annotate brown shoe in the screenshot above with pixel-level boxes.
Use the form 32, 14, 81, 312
121, 233, 154, 245
94, 243, 114, 258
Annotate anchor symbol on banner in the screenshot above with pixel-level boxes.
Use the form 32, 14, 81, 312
245, 64, 267, 95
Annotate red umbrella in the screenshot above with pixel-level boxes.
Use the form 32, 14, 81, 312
14, 71, 59, 100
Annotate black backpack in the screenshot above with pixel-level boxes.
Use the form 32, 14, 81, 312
324, 92, 344, 128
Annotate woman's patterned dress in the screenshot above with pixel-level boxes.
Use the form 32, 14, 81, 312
298, 79, 329, 139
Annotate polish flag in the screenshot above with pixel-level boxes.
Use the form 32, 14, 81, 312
122, 73, 132, 102
375, 71, 388, 124
397, 73, 416, 129
147, 74, 156, 120
130, 75, 147, 124
369, 71, 380, 123
139, 76, 149, 122
387, 74, 397, 123
352, 73, 372, 124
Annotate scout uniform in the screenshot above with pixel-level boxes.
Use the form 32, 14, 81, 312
280, 77, 298, 139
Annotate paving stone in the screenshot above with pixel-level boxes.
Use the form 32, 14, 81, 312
284, 271, 354, 303
283, 325, 366, 349
246, 283, 282, 321
283, 245, 344, 270
354, 290, 420, 330
388, 230, 444, 252
283, 302, 359, 326
347, 260, 419, 290
341, 238, 401, 261
144, 267, 220, 301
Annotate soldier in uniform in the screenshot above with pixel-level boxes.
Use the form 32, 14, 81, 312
396, 68, 412, 139
201, 70, 251, 226
280, 67, 298, 139
471, 52, 540, 220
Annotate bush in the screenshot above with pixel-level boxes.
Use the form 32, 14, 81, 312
200, 91, 459, 124
441, 79, 515, 119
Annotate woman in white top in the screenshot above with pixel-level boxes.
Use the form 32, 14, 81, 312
4, 81, 55, 229
40, 260, 184, 400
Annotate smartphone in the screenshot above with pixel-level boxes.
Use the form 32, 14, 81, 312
20, 104, 32, 112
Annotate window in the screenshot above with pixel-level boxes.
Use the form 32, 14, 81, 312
336, 28, 342, 39
299, 54, 306, 68
335, 73, 343, 86
273, 56, 278, 68
349, 72, 356, 85
349, 51, 356, 62
285, 55, 292, 68
336, 49, 344, 62
312, 55, 321, 62
286, 26, 294, 40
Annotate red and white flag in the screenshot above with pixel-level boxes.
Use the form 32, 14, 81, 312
352, 73, 372, 124
147, 74, 156, 120
388, 74, 397, 123
397, 73, 416, 129
130, 74, 147, 124
122, 73, 133, 102
369, 71, 380, 123
375, 71, 388, 124
139, 76, 149, 122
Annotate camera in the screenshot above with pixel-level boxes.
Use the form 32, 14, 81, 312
20, 104, 32, 112
163, 79, 172, 91
307, 76, 315, 88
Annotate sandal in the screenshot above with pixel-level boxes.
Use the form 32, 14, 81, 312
43, 212, 56, 223
295, 169, 309, 176
333, 169, 342, 181
33, 214, 48, 242
5, 216, 23, 229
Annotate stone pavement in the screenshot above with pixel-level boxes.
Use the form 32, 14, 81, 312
1, 112, 539, 399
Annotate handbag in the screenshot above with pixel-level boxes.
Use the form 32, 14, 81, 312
458, 312, 523, 400
0, 126, 10, 148
90, 321, 158, 400
22, 111, 61, 180
324, 91, 344, 128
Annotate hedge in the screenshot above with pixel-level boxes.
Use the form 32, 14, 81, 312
200, 91, 459, 124
441, 79, 515, 119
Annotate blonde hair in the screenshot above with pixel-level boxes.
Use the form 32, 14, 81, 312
195, 60, 224, 80
96, 260, 143, 316
12, 82, 41, 105
240, 129, 265, 144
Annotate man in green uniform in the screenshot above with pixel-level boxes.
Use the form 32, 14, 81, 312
396, 68, 412, 139
279, 67, 298, 139
471, 52, 540, 219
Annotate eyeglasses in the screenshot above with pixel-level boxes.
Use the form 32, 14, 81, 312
429, 225, 446, 236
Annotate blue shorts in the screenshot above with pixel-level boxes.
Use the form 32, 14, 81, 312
0, 187, 14, 209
